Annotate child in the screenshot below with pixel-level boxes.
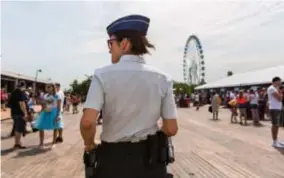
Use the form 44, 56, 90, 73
34, 84, 63, 148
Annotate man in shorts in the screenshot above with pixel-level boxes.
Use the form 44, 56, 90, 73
267, 77, 284, 148
8, 81, 28, 149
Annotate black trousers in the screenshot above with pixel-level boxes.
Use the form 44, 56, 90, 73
94, 140, 168, 178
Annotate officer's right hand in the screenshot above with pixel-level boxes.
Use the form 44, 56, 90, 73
161, 119, 178, 136
84, 143, 96, 152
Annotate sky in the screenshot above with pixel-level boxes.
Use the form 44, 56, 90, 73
1, 0, 284, 89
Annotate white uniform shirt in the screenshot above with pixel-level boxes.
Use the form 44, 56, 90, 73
84, 55, 177, 142
267, 85, 282, 110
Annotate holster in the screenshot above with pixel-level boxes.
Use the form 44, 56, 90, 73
83, 145, 100, 178
146, 131, 175, 168
156, 131, 175, 164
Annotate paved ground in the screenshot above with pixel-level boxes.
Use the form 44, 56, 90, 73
1, 106, 284, 178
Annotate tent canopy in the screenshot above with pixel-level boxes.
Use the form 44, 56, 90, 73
195, 65, 284, 90
1, 70, 52, 84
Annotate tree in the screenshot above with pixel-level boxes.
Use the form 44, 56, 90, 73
173, 81, 195, 96
69, 79, 79, 93
69, 76, 92, 100
69, 78, 197, 100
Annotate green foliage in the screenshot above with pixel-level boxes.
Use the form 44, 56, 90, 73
64, 88, 72, 93
69, 78, 198, 99
173, 81, 196, 95
69, 76, 92, 98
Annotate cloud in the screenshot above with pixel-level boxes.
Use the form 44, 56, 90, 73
2, 1, 284, 89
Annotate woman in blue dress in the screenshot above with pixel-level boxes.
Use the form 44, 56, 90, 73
35, 84, 63, 148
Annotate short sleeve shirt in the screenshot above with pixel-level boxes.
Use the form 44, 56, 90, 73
44, 94, 59, 108
194, 94, 199, 102
229, 92, 236, 100
267, 85, 282, 110
9, 89, 27, 116
84, 55, 177, 142
249, 93, 259, 105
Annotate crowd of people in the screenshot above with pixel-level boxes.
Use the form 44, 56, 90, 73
175, 92, 208, 109
209, 77, 284, 148
5, 81, 82, 149
223, 79, 284, 127
176, 80, 284, 126
175, 77, 284, 149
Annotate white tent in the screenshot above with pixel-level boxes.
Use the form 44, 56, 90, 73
195, 65, 284, 90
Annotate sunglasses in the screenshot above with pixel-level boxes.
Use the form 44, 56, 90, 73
107, 38, 117, 50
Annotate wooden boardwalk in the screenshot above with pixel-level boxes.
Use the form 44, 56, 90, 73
1, 107, 284, 178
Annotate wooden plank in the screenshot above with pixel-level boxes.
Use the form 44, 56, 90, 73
1, 107, 284, 178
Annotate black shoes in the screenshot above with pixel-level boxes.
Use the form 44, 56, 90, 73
14, 144, 27, 149
55, 137, 63, 143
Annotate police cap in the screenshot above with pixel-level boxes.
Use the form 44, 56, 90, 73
106, 15, 150, 36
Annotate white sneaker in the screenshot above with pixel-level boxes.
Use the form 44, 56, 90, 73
272, 141, 284, 148
279, 141, 284, 146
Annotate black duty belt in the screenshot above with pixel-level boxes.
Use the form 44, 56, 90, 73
83, 131, 175, 178
100, 139, 148, 155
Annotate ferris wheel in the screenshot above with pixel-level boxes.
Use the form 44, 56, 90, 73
183, 35, 205, 85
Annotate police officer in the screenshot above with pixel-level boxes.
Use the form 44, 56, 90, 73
80, 14, 178, 178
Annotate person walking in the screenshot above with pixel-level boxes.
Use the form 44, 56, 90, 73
258, 88, 267, 121
267, 77, 284, 148
211, 91, 221, 120
237, 90, 248, 125
80, 14, 178, 178
194, 92, 200, 111
55, 83, 64, 143
34, 84, 63, 148
7, 81, 28, 149
249, 89, 261, 126
71, 94, 79, 114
